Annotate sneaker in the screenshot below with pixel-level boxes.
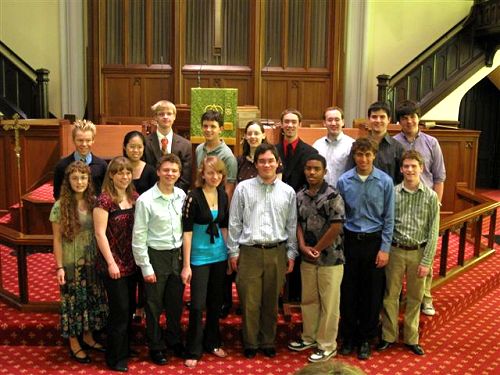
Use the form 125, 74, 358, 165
308, 348, 336, 362
421, 302, 436, 316
288, 339, 317, 352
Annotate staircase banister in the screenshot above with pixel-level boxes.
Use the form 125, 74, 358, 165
381, 17, 469, 87
0, 225, 52, 246
0, 40, 37, 81
439, 200, 500, 233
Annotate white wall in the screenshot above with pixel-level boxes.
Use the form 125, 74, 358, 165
0, 0, 62, 117
345, 0, 473, 123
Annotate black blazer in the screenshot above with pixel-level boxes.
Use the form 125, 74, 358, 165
144, 132, 193, 192
276, 139, 318, 192
53, 153, 108, 199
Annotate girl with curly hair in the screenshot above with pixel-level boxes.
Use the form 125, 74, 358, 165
50, 161, 108, 364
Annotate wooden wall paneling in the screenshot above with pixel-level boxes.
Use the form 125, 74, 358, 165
220, 77, 253, 105
435, 50, 447, 85
142, 76, 171, 115
262, 78, 289, 120
104, 75, 132, 116
409, 72, 420, 101
21, 134, 59, 191
131, 77, 142, 115
446, 43, 459, 77
299, 79, 330, 119
422, 57, 434, 97
459, 33, 473, 65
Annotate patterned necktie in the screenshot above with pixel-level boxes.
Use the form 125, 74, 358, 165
161, 137, 168, 155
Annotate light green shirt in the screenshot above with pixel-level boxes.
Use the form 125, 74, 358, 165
393, 182, 440, 267
195, 140, 237, 183
132, 183, 186, 276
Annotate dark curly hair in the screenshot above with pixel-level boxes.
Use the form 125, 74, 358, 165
58, 161, 95, 240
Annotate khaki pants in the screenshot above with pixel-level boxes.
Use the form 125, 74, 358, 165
381, 246, 425, 345
236, 244, 287, 349
300, 261, 343, 352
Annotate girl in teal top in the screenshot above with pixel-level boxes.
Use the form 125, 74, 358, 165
181, 156, 229, 368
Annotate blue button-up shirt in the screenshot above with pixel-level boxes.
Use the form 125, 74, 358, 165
337, 167, 395, 252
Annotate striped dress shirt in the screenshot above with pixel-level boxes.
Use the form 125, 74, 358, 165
393, 182, 440, 267
227, 176, 298, 260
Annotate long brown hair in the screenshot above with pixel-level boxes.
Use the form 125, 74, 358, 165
101, 156, 136, 204
59, 161, 95, 240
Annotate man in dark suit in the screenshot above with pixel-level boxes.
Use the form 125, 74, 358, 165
144, 100, 192, 192
276, 108, 318, 302
53, 119, 107, 199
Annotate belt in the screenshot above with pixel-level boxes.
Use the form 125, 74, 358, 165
345, 229, 382, 240
250, 241, 286, 249
391, 241, 427, 251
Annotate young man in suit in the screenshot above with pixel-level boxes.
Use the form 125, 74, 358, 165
144, 100, 192, 192
276, 108, 318, 302
53, 119, 107, 199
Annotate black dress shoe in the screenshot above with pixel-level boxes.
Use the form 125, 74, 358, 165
69, 348, 91, 364
376, 340, 393, 351
261, 347, 276, 358
220, 304, 231, 319
150, 350, 168, 365
244, 348, 257, 359
128, 348, 140, 358
108, 359, 128, 372
339, 340, 354, 355
405, 344, 425, 355
358, 341, 371, 360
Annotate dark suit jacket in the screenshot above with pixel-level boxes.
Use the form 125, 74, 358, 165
53, 153, 108, 199
144, 132, 192, 192
276, 139, 318, 192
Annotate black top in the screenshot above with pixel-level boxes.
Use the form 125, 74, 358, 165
53, 153, 108, 199
133, 163, 157, 195
182, 185, 229, 243
276, 139, 318, 192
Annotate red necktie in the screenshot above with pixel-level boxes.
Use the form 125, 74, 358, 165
161, 137, 168, 154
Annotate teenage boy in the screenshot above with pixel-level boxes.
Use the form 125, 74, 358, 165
132, 154, 186, 365
53, 119, 107, 199
394, 100, 446, 316
337, 138, 395, 360
228, 143, 298, 359
288, 154, 345, 363
312, 106, 355, 187
378, 150, 439, 355
276, 108, 318, 302
346, 101, 404, 184
144, 100, 192, 192
195, 110, 237, 202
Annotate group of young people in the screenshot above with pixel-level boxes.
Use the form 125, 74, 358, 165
50, 99, 444, 372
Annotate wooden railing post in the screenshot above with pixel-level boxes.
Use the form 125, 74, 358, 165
376, 74, 391, 102
440, 230, 450, 277
35, 68, 50, 118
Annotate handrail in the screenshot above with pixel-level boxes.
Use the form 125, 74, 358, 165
376, 1, 500, 117
436, 188, 499, 280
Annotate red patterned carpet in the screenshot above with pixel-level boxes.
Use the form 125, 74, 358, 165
0, 186, 499, 373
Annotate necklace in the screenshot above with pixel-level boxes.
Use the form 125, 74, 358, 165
203, 188, 218, 209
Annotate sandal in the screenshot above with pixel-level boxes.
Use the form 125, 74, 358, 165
69, 348, 91, 364
211, 347, 227, 358
184, 359, 198, 368
82, 340, 106, 353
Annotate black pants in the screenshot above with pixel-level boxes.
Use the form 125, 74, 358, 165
340, 229, 385, 343
144, 248, 185, 351
102, 273, 136, 367
185, 260, 226, 359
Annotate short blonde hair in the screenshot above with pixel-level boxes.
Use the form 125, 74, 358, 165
151, 100, 177, 115
72, 119, 96, 140
195, 156, 227, 187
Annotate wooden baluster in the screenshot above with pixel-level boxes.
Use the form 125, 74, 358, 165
440, 230, 450, 277
458, 223, 467, 266
473, 216, 483, 257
